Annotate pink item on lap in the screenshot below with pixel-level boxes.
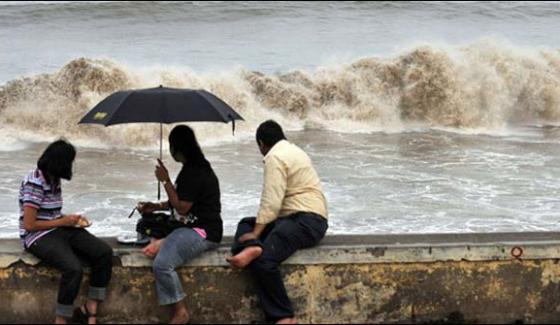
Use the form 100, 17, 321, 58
193, 227, 207, 239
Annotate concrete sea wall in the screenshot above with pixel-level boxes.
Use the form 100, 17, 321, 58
1, 233, 560, 324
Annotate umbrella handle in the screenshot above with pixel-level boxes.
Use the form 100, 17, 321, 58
158, 122, 163, 200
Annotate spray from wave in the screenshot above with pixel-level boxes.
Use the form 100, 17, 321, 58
1, 40, 559, 148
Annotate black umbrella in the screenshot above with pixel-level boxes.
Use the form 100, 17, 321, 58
79, 85, 244, 199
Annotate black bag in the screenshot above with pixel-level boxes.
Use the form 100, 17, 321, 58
136, 213, 188, 239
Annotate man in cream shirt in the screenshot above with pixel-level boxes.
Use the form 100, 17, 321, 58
227, 120, 329, 324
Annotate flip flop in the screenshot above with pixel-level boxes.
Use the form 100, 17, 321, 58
72, 304, 97, 324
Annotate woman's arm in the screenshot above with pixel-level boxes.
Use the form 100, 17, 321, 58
155, 159, 193, 216
23, 207, 79, 232
162, 181, 193, 215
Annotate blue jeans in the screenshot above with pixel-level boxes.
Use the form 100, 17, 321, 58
153, 228, 219, 306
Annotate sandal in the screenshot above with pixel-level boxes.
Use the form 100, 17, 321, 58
72, 304, 97, 324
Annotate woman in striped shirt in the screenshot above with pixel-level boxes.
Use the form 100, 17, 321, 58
19, 140, 113, 324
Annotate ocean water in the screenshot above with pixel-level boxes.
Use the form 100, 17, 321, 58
1, 1, 560, 238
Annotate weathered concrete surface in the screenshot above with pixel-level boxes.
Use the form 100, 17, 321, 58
1, 233, 560, 324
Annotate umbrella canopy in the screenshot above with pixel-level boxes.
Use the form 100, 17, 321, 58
79, 86, 244, 126
79, 86, 244, 199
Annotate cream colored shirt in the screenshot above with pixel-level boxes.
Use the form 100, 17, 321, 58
256, 140, 328, 224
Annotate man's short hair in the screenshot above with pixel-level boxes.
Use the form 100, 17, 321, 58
256, 120, 287, 147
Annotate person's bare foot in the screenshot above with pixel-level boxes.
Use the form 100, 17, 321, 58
226, 246, 263, 269
169, 311, 189, 324
142, 239, 164, 258
54, 316, 67, 324
276, 317, 297, 324
83, 299, 98, 324
169, 303, 189, 324
78, 305, 97, 325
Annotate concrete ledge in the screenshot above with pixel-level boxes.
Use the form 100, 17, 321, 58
2, 233, 560, 268
2, 233, 560, 323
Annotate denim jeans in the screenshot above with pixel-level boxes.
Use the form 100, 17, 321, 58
26, 227, 113, 318
153, 227, 219, 306
231, 212, 328, 322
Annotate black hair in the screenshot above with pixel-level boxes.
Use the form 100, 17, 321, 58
37, 139, 76, 184
256, 120, 287, 148
169, 125, 210, 167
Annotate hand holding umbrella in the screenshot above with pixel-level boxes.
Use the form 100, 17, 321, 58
155, 158, 170, 184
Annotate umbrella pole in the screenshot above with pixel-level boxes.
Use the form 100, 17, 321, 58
158, 123, 162, 200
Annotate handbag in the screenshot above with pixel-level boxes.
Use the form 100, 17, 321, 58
136, 212, 188, 239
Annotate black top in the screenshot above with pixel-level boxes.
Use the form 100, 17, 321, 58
173, 163, 223, 243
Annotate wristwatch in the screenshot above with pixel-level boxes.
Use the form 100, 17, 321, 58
162, 179, 170, 186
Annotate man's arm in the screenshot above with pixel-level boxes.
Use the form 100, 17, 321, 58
240, 156, 287, 242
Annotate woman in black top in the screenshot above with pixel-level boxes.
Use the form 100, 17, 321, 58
137, 125, 222, 324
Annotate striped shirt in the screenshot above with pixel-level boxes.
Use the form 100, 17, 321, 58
18, 169, 63, 248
